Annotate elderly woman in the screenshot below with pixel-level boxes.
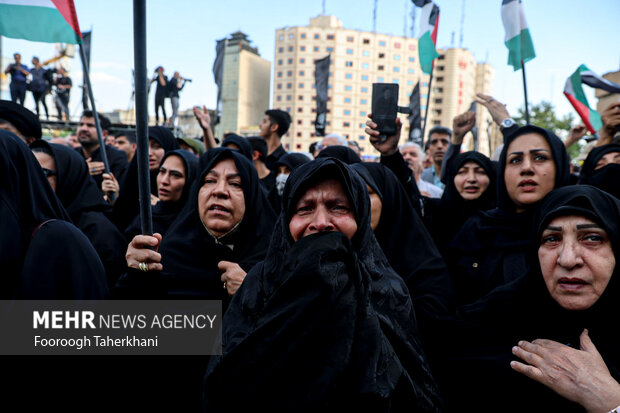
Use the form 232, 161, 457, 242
204, 158, 443, 412
117, 148, 276, 300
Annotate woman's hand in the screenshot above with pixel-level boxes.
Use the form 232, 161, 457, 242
511, 329, 620, 413
125, 233, 163, 272
218, 261, 247, 296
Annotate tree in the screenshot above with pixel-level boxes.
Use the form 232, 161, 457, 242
514, 101, 583, 160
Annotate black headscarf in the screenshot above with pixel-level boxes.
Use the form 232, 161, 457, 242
205, 158, 442, 412
124, 149, 199, 240
427, 151, 497, 252
154, 148, 276, 299
316, 145, 361, 164
275, 152, 311, 171
0, 130, 107, 298
447, 125, 571, 305
221, 134, 253, 161
0, 99, 41, 140
111, 127, 180, 231
578, 143, 620, 199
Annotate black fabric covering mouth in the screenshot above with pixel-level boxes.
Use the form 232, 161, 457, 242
0, 99, 42, 140
204, 157, 443, 411
578, 143, 620, 199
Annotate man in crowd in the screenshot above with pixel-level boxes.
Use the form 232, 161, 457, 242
421, 126, 451, 190
4, 53, 30, 105
248, 136, 276, 192
113, 130, 137, 163
54, 67, 72, 121
400, 142, 443, 198
168, 71, 188, 126
76, 110, 128, 190
259, 109, 291, 171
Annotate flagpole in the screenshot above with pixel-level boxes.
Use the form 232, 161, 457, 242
521, 60, 530, 124
77, 34, 111, 177
421, 65, 434, 148
133, 0, 153, 236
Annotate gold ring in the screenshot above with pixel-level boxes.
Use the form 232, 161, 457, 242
138, 262, 148, 272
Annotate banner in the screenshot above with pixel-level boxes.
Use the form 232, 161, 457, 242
314, 54, 330, 136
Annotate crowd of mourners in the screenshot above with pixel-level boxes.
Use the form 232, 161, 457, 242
1, 91, 620, 412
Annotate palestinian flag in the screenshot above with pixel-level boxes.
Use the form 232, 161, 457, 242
501, 0, 535, 71
413, 0, 439, 75
0, 0, 82, 44
564, 65, 604, 135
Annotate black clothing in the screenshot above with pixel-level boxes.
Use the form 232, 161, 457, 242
124, 149, 199, 241
265, 143, 286, 172
579, 143, 620, 199
31, 140, 126, 286
111, 126, 179, 231
167, 77, 185, 98
316, 145, 361, 163
221, 134, 253, 161
275, 152, 311, 171
259, 170, 276, 193
154, 73, 168, 124
440, 186, 620, 412
113, 148, 276, 301
76, 144, 128, 190
205, 158, 443, 412
0, 99, 42, 139
426, 151, 497, 253
0, 130, 107, 298
447, 125, 571, 305
379, 150, 424, 217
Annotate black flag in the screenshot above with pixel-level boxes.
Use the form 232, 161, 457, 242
212, 38, 226, 125
314, 54, 330, 136
468, 100, 478, 152
408, 82, 422, 145
81, 31, 92, 111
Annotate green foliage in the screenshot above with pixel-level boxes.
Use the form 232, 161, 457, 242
514, 101, 582, 160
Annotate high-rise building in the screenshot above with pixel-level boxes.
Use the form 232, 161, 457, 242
273, 16, 497, 157
217, 31, 271, 138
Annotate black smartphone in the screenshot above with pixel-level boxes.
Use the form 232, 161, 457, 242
371, 83, 398, 139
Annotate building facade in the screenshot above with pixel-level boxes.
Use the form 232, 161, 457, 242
273, 15, 497, 157
217, 31, 271, 138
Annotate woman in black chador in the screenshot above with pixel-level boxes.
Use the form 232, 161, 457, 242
124, 149, 199, 241
30, 139, 126, 286
204, 158, 443, 412
424, 151, 497, 255
0, 130, 107, 298
578, 143, 620, 199
446, 125, 570, 306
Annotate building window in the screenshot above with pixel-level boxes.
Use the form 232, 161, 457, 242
344, 110, 351, 115
287, 83, 292, 89
378, 52, 385, 59
289, 33, 294, 39
288, 58, 293, 64
433, 109, 442, 115
277, 83, 282, 89
296, 134, 302, 139
314, 33, 319, 39
433, 87, 443, 93
276, 96, 281, 101
360, 99, 367, 104
359, 135, 365, 140
296, 143, 302, 148
278, 47, 283, 53
343, 122, 351, 127
438, 55, 445, 60
327, 47, 334, 52
297, 107, 303, 113
394, 54, 401, 60
379, 40, 386, 46
279, 35, 284, 40
434, 98, 443, 104
345, 97, 351, 103
287, 70, 292, 76
378, 65, 384, 71
363, 38, 370, 44
300, 58, 305, 64
433, 120, 441, 125
299, 70, 305, 76
362, 63, 369, 69
345, 61, 353, 67
327, 34, 335, 40
301, 33, 306, 39
345, 85, 352, 91
393, 67, 400, 72
298, 95, 303, 101
297, 119, 302, 124
408, 44, 415, 51
362, 50, 370, 57
393, 79, 399, 84
361, 87, 368, 93
345, 73, 353, 79
394, 42, 401, 49
288, 46, 293, 52
346, 36, 354, 42
346, 48, 354, 54
313, 46, 319, 52
300, 46, 306, 51
408, 68, 414, 74
422, 82, 428, 87
359, 123, 366, 128
361, 75, 369, 81
277, 71, 282, 77
298, 83, 304, 88
312, 108, 316, 113
407, 80, 413, 85
436, 76, 444, 81
278, 59, 283, 65
437, 66, 445, 71
378, 76, 384, 82
286, 95, 292, 101
408, 56, 415, 62
360, 111, 367, 116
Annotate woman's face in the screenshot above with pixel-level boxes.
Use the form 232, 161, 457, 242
198, 158, 246, 238
538, 215, 615, 311
453, 161, 490, 201
366, 184, 382, 231
157, 155, 186, 203
595, 151, 620, 170
289, 178, 358, 241
33, 151, 57, 192
504, 133, 556, 212
148, 139, 165, 172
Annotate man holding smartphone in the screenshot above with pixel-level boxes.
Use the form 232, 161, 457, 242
4, 53, 30, 106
